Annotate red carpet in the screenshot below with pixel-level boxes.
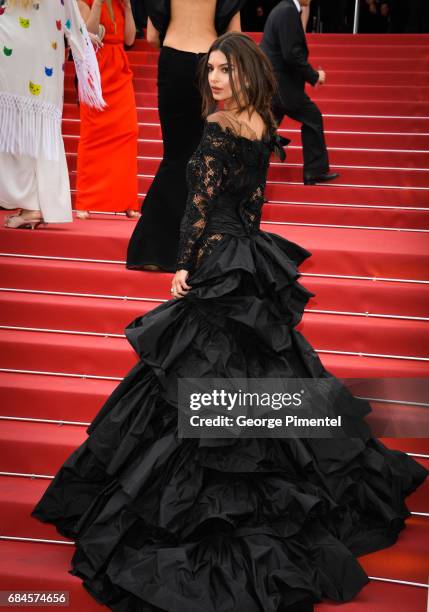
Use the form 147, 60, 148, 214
0, 33, 428, 610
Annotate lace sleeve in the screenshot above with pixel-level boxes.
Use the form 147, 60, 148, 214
176, 121, 228, 272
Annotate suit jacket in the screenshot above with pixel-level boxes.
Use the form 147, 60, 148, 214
260, 0, 319, 108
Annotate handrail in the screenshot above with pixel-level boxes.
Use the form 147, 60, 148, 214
353, 0, 360, 33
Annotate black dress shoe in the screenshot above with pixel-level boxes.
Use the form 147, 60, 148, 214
303, 172, 340, 185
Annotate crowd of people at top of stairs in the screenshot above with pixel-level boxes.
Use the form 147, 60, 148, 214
0, 0, 427, 242
132, 0, 429, 34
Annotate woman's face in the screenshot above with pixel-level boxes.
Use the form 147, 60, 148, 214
207, 49, 242, 103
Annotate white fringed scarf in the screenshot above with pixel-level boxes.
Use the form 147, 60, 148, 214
0, 0, 105, 162
65, 0, 106, 111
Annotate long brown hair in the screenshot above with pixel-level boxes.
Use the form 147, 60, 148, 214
199, 32, 278, 137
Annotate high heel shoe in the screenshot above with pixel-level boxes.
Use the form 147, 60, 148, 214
76, 210, 90, 220
125, 209, 141, 219
4, 214, 44, 230
141, 264, 162, 271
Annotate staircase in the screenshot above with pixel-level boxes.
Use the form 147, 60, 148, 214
0, 33, 428, 610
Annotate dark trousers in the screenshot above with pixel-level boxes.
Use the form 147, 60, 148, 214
273, 93, 329, 178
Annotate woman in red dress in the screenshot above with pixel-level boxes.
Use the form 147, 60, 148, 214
76, 0, 139, 218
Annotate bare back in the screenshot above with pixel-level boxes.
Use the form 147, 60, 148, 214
209, 111, 268, 142
163, 0, 218, 53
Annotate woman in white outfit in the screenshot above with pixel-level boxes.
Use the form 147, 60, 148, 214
0, 0, 105, 229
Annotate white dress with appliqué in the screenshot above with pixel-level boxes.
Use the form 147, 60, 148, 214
0, 0, 104, 222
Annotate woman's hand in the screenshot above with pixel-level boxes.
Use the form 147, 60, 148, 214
171, 270, 191, 298
88, 31, 104, 49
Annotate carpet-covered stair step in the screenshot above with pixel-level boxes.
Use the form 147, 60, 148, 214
27, 177, 429, 229
0, 474, 427, 571
61, 124, 429, 157
262, 203, 429, 231
0, 329, 427, 380
0, 372, 115, 422
264, 183, 429, 208
0, 476, 76, 543
136, 178, 429, 209
318, 580, 428, 611
70, 164, 429, 192
65, 57, 429, 80
62, 137, 429, 171
0, 329, 136, 379
62, 104, 429, 135
120, 53, 429, 73
65, 78, 429, 102
131, 153, 429, 186
1, 256, 428, 318
63, 88, 429, 116
1, 291, 427, 358
2, 373, 429, 441
67, 185, 429, 230
0, 541, 103, 611
379, 439, 429, 455
131, 35, 429, 56
0, 540, 426, 612
0, 420, 87, 474
129, 58, 429, 75
64, 68, 429, 88
0, 420, 423, 474
2, 214, 428, 281
63, 150, 429, 189
359, 515, 429, 584
68, 173, 429, 206
62, 136, 429, 171
61, 113, 429, 150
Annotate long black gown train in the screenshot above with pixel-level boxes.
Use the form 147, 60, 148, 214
32, 115, 428, 611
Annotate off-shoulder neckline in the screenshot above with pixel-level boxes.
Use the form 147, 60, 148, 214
205, 120, 272, 148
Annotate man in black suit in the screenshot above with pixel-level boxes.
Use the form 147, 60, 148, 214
260, 0, 339, 185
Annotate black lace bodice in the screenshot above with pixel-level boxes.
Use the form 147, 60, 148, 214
176, 114, 280, 273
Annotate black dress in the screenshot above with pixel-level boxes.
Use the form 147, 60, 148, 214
126, 0, 246, 272
32, 116, 428, 612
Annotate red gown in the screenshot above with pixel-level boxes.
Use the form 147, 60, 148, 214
76, 0, 138, 212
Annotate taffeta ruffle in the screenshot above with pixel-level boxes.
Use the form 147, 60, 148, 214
31, 230, 429, 611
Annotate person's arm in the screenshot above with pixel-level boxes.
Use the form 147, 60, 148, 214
122, 0, 136, 45
175, 118, 228, 276
276, 7, 319, 85
226, 11, 242, 32
301, 4, 310, 30
146, 16, 161, 48
78, 0, 103, 35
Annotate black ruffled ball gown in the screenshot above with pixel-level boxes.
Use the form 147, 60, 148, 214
31, 115, 428, 611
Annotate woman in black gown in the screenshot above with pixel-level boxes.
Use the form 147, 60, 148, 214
32, 32, 428, 612
126, 0, 245, 272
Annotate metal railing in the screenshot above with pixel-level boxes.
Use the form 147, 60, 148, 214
353, 0, 360, 34
311, 0, 361, 34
